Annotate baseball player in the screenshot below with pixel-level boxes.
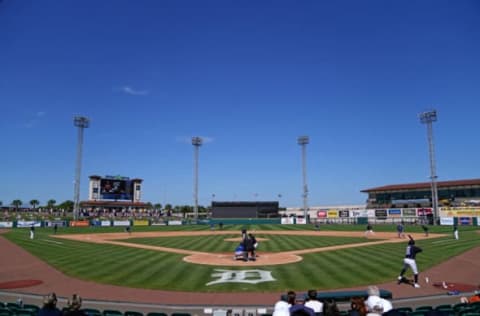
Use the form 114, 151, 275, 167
397, 235, 422, 288
453, 224, 459, 240
365, 224, 374, 236
396, 223, 405, 238
30, 225, 35, 239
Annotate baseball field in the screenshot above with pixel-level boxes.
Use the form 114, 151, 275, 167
3, 224, 480, 293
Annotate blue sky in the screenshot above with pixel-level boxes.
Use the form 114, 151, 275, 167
1, 0, 480, 208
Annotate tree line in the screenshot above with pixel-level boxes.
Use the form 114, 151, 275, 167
0, 200, 209, 214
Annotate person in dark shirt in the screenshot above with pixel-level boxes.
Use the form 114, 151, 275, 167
397, 235, 423, 288
38, 293, 62, 316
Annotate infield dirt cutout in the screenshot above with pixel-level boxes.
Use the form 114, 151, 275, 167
55, 230, 443, 266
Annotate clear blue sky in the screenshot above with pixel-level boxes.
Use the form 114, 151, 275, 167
1, 0, 479, 208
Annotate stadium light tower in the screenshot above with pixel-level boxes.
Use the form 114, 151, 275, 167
73, 116, 90, 221
192, 136, 203, 221
419, 110, 439, 225
297, 136, 309, 222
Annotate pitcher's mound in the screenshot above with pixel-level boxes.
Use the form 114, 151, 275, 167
184, 252, 302, 266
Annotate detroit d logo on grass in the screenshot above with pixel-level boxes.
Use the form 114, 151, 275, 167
206, 269, 276, 286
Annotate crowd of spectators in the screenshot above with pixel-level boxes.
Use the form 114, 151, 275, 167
274, 286, 393, 316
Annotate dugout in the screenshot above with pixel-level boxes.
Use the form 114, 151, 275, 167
211, 201, 279, 218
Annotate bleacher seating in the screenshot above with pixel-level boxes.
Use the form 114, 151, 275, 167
82, 308, 103, 316
146, 313, 168, 316
415, 306, 434, 312
281, 289, 393, 303
103, 309, 124, 316
0, 297, 478, 316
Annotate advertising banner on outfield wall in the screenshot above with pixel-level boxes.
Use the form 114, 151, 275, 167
403, 208, 416, 216
168, 220, 183, 226
440, 217, 454, 225
317, 210, 327, 218
17, 221, 42, 227
296, 217, 307, 224
388, 209, 401, 217
327, 210, 338, 218
375, 209, 387, 219
70, 221, 90, 227
339, 210, 349, 218
44, 220, 67, 227
0, 221, 13, 228
351, 210, 368, 217
133, 220, 149, 226
417, 208, 433, 216
440, 208, 480, 217
281, 217, 294, 224
459, 217, 472, 225
113, 220, 130, 226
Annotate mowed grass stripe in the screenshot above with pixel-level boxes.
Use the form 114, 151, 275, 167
4, 225, 480, 292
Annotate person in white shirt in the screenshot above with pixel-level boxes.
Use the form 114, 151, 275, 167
273, 300, 290, 316
365, 286, 392, 313
304, 289, 323, 313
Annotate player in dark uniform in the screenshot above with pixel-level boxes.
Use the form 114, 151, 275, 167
421, 224, 429, 237
397, 235, 423, 288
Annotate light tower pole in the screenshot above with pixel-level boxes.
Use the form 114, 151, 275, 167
192, 136, 203, 221
297, 136, 309, 222
73, 116, 90, 221
419, 110, 439, 225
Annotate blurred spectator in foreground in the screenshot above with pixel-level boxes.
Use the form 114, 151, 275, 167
349, 297, 367, 316
304, 289, 323, 314
63, 294, 87, 316
323, 299, 341, 316
38, 293, 62, 316
365, 286, 392, 313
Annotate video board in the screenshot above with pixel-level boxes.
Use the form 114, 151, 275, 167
100, 176, 134, 201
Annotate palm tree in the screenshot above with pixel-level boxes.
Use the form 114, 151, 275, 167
47, 199, 56, 209
58, 200, 74, 212
11, 199, 22, 212
30, 199, 40, 211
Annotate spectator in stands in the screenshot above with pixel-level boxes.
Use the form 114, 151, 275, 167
38, 293, 62, 316
287, 291, 297, 306
366, 305, 383, 316
365, 286, 392, 313
304, 289, 323, 314
323, 299, 341, 316
63, 294, 87, 316
348, 297, 367, 316
286, 291, 315, 316
460, 290, 480, 303
273, 299, 290, 316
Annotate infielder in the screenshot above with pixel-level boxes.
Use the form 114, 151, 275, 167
397, 235, 422, 288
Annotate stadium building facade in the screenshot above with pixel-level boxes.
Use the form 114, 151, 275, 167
362, 178, 480, 209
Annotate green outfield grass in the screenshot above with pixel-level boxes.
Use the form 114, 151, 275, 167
3, 224, 480, 293
120, 234, 373, 252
